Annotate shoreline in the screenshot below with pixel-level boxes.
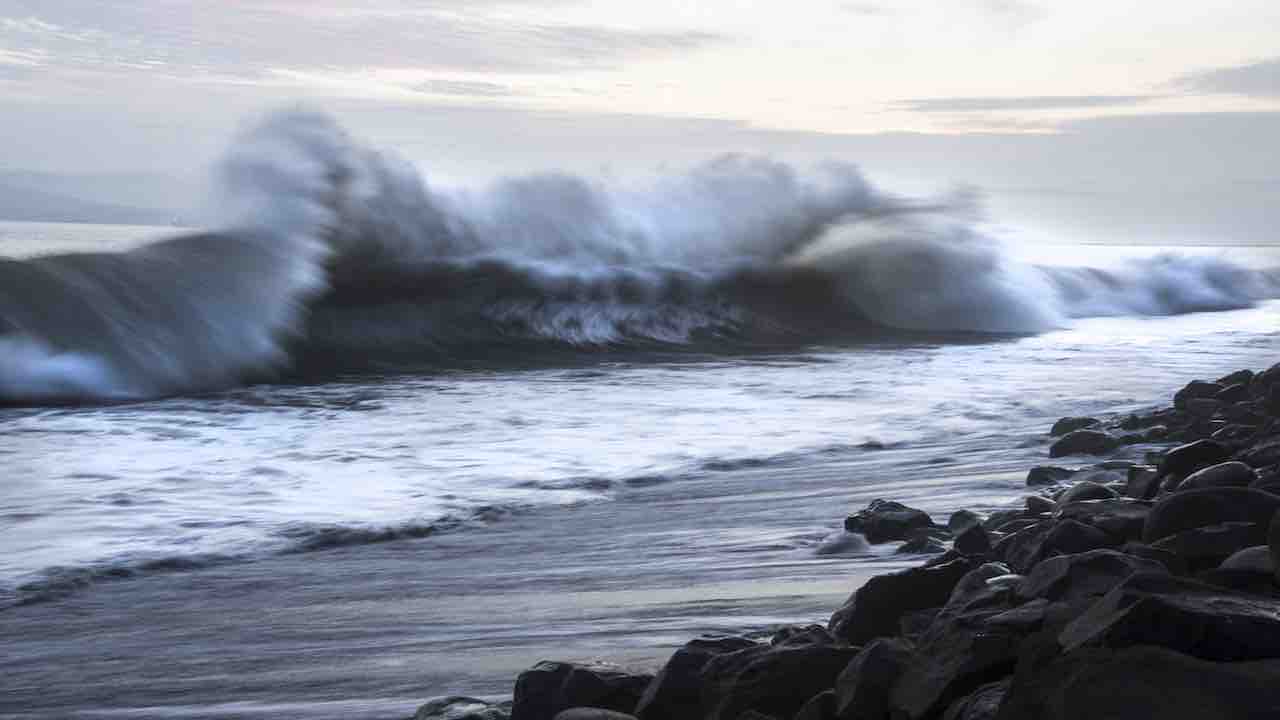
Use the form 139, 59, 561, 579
431, 363, 1280, 720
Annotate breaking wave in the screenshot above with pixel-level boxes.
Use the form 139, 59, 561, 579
1, 109, 1274, 403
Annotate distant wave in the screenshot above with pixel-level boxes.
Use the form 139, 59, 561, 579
1, 109, 1275, 403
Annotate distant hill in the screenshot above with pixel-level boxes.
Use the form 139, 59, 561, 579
0, 171, 203, 225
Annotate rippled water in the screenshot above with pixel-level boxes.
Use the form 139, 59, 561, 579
2, 221, 1279, 718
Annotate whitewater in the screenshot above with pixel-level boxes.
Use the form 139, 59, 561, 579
2, 110, 1280, 719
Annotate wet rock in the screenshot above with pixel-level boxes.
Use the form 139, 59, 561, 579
1049, 429, 1118, 458
1150, 521, 1266, 571
1218, 368, 1255, 388
981, 510, 1025, 533
792, 691, 836, 720
1123, 466, 1162, 499
513, 662, 652, 720
1211, 423, 1259, 445
1220, 545, 1276, 574
898, 530, 948, 555
815, 531, 871, 557
1142, 487, 1280, 543
995, 645, 1280, 720
1140, 424, 1170, 442
1271, 508, 1280, 583
1215, 382, 1251, 403
941, 679, 1009, 720
844, 499, 936, 544
1017, 549, 1166, 606
1056, 498, 1151, 541
833, 638, 914, 720
1025, 466, 1075, 487
1055, 480, 1117, 505
1184, 398, 1221, 418
634, 636, 756, 720
1173, 380, 1224, 408
1049, 417, 1098, 436
417, 697, 512, 720
954, 524, 992, 557
994, 519, 1114, 574
1117, 542, 1188, 575
1023, 495, 1055, 516
948, 509, 983, 535
1239, 437, 1280, 469
553, 711, 636, 720
1180, 460, 1257, 490
1059, 572, 1280, 660
829, 557, 978, 645
1157, 439, 1232, 477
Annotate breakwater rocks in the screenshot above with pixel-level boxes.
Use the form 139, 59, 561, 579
418, 365, 1280, 720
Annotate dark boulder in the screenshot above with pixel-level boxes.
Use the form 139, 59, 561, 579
1218, 368, 1255, 387
1049, 430, 1118, 458
1017, 549, 1167, 606
1180, 460, 1257, 490
941, 679, 1009, 720
513, 662, 653, 720
994, 519, 1114, 574
1056, 498, 1151, 541
1023, 495, 1055, 516
995, 645, 1280, 720
793, 691, 836, 720
954, 524, 992, 557
1240, 437, 1280, 469
416, 697, 512, 720
1142, 487, 1280, 543
948, 509, 983, 535
833, 638, 914, 720
1054, 480, 1117, 505
1123, 466, 1162, 499
1025, 466, 1075, 487
1059, 572, 1280, 660
897, 531, 947, 556
1219, 545, 1275, 574
1173, 380, 1224, 408
1049, 417, 1098, 436
829, 557, 978, 644
844, 499, 936, 544
552, 711, 637, 720
1184, 398, 1221, 418
634, 636, 756, 720
1150, 521, 1266, 571
1157, 439, 1232, 477
1215, 382, 1251, 403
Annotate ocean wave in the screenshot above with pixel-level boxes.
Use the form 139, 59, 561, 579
1, 109, 1274, 404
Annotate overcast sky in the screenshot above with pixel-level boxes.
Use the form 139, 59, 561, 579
2, 0, 1279, 244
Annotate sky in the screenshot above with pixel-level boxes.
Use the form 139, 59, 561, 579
1, 0, 1279, 244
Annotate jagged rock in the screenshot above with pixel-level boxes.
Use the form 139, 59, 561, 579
995, 645, 1280, 720
1049, 430, 1118, 458
553, 711, 637, 720
1017, 549, 1166, 606
844, 499, 936, 544
1150, 521, 1266, 571
513, 662, 652, 720
1220, 546, 1276, 574
1049, 417, 1099, 436
634, 636, 756, 720
417, 697, 512, 720
941, 679, 1009, 720
1173, 380, 1224, 408
1157, 439, 1232, 477
833, 638, 914, 720
994, 519, 1114, 574
1180, 461, 1257, 490
1059, 572, 1280, 660
829, 557, 978, 644
1023, 495, 1055, 516
1142, 487, 1280, 543
954, 524, 992, 556
1026, 466, 1075, 486
948, 509, 983, 535
1056, 498, 1150, 541
1055, 481, 1117, 505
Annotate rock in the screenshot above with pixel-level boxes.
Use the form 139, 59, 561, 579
793, 691, 836, 720
954, 524, 992, 556
1055, 481, 1117, 505
948, 509, 983, 535
844, 499, 936, 544
1150, 521, 1266, 571
634, 636, 756, 720
815, 531, 871, 556
1017, 549, 1167, 605
1180, 461, 1257, 490
1239, 437, 1280, 468
1184, 398, 1221, 418
1211, 423, 1259, 445
1157, 439, 1232, 477
941, 679, 1009, 720
1271, 508, 1280, 583
1023, 495, 1055, 516
1215, 382, 1251, 403
898, 532, 947, 555
1025, 466, 1075, 486
1173, 380, 1224, 408
981, 510, 1025, 533
828, 557, 978, 645
1117, 542, 1189, 575
553, 711, 637, 720
417, 697, 512, 720
1218, 368, 1255, 387
1049, 430, 1118, 458
994, 519, 1114, 574
513, 662, 653, 720
995, 645, 1280, 720
833, 638, 914, 720
1059, 572, 1280, 660
1049, 417, 1099, 436
1055, 498, 1151, 541
1142, 487, 1280, 543
1124, 466, 1162, 499
1220, 545, 1276, 574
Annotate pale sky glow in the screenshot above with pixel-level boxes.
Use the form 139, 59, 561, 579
1, 0, 1279, 245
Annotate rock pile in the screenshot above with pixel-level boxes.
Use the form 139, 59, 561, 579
416, 365, 1280, 720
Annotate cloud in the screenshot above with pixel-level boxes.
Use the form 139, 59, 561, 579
894, 95, 1159, 113
1173, 57, 1280, 98
0, 1, 726, 80
410, 79, 518, 98
976, 0, 1046, 29
841, 3, 896, 16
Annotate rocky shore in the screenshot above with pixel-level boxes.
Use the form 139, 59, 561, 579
415, 364, 1280, 720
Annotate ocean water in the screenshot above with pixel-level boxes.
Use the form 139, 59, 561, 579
2, 111, 1280, 719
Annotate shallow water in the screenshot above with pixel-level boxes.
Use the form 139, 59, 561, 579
2, 221, 1280, 718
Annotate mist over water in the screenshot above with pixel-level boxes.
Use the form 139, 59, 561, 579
0, 109, 1275, 404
